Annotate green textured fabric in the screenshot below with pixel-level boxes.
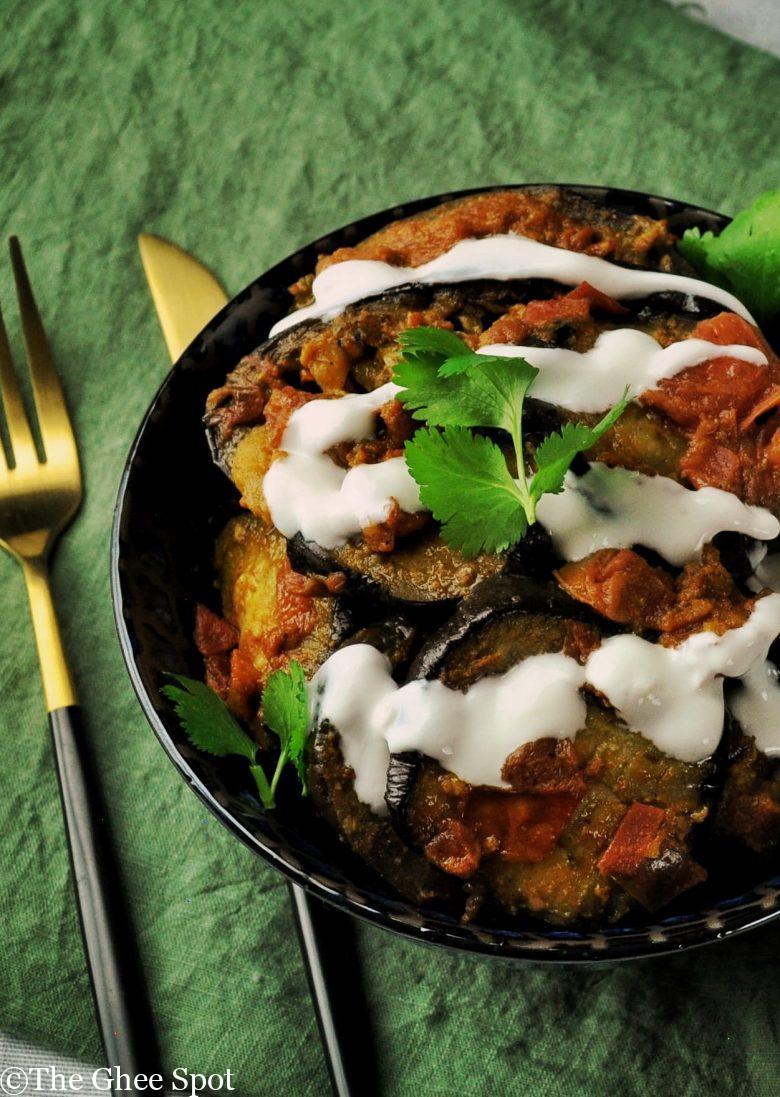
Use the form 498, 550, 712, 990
1, 0, 780, 1092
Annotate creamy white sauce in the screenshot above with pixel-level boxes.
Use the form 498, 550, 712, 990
586, 595, 780, 761
270, 233, 753, 336
729, 661, 780, 756
537, 463, 779, 566
263, 382, 425, 549
748, 546, 780, 593
478, 330, 766, 414
264, 381, 778, 562
310, 645, 396, 812
381, 654, 588, 787
310, 644, 587, 814
310, 595, 780, 808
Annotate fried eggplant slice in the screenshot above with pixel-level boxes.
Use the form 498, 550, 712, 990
300, 185, 689, 298
212, 513, 354, 720
205, 281, 737, 604
386, 576, 709, 925
307, 616, 457, 905
713, 710, 780, 855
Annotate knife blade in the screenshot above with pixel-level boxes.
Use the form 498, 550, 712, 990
138, 234, 228, 360
137, 234, 372, 1097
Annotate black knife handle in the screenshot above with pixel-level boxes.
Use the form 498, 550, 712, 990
49, 706, 159, 1083
289, 882, 379, 1097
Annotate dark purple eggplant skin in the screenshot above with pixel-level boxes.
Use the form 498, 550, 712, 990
307, 612, 460, 906
408, 573, 596, 681
385, 574, 602, 826
340, 613, 418, 668
288, 524, 561, 609
384, 750, 426, 839
711, 532, 760, 592
286, 533, 423, 608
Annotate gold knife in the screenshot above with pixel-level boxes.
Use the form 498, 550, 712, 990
138, 234, 228, 359
137, 234, 366, 1097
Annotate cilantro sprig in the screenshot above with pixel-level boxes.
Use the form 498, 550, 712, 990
678, 187, 780, 321
394, 327, 629, 556
163, 660, 310, 809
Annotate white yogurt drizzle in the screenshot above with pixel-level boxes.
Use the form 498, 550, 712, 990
478, 330, 766, 414
270, 233, 754, 337
311, 595, 780, 813
263, 382, 425, 549
537, 463, 779, 567
263, 232, 780, 779
730, 661, 780, 757
264, 384, 778, 565
747, 545, 780, 593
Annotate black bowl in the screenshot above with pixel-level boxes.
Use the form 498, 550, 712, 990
111, 184, 780, 962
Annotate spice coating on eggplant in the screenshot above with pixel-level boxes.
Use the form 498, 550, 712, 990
197, 186, 780, 927
208, 514, 354, 723
386, 576, 709, 925
204, 273, 740, 607
296, 185, 691, 300
713, 705, 780, 856
307, 616, 459, 905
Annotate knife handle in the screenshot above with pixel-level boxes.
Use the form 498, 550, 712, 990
288, 882, 379, 1096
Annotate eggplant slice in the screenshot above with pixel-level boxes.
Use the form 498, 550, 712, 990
215, 513, 355, 688
307, 616, 459, 905
205, 279, 723, 606
294, 184, 694, 304
714, 692, 780, 856
387, 576, 709, 926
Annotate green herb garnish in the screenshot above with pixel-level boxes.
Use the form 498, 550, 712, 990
395, 327, 629, 556
163, 660, 310, 809
678, 188, 780, 321
261, 660, 310, 794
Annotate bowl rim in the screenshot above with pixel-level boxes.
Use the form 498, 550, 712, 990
110, 182, 780, 963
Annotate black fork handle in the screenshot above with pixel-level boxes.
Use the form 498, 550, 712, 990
49, 705, 159, 1083
48, 702, 376, 1093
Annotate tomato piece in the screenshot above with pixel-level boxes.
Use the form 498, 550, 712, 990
194, 604, 238, 656
226, 648, 261, 722
424, 821, 482, 878
466, 791, 581, 864
567, 281, 628, 314
501, 738, 585, 794
597, 802, 666, 878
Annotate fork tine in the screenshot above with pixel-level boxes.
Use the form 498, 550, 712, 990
9, 237, 78, 467
0, 298, 37, 469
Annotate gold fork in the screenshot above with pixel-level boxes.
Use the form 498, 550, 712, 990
0, 239, 157, 1078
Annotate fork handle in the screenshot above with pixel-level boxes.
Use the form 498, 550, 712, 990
22, 555, 77, 712
22, 558, 158, 1081
50, 705, 160, 1081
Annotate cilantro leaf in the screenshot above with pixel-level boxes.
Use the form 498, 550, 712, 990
262, 660, 310, 792
163, 661, 311, 809
677, 227, 721, 283
395, 341, 538, 437
162, 675, 258, 762
404, 426, 527, 555
530, 391, 631, 499
678, 188, 780, 320
397, 326, 470, 362
393, 326, 629, 557
393, 352, 457, 423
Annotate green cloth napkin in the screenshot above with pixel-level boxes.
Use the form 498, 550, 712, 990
2, 0, 780, 1092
